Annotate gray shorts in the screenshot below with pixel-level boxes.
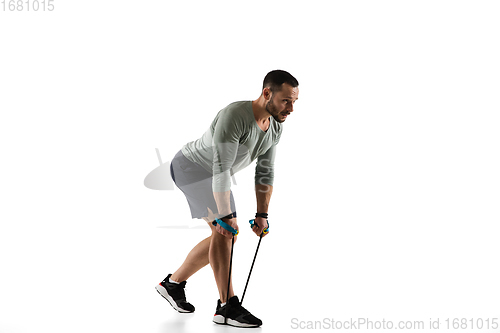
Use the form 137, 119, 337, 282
170, 150, 236, 220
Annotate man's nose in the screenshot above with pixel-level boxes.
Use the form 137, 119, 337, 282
287, 103, 294, 112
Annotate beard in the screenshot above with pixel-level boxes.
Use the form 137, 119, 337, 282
266, 95, 288, 123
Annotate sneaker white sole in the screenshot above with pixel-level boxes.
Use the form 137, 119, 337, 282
155, 284, 192, 313
213, 314, 260, 328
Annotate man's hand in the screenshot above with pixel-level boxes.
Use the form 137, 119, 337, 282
216, 217, 239, 239
251, 217, 269, 237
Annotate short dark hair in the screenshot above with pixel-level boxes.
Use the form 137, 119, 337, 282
262, 70, 299, 93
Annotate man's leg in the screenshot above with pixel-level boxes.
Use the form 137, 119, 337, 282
209, 220, 262, 328
166, 209, 236, 311
170, 207, 236, 294
170, 235, 211, 282
170, 207, 217, 282
170, 225, 236, 301
157, 236, 209, 313
208, 221, 236, 303
156, 213, 216, 313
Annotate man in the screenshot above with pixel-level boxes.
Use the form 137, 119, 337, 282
155, 70, 299, 328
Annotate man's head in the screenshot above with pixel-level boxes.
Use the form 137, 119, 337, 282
263, 70, 299, 93
262, 70, 299, 123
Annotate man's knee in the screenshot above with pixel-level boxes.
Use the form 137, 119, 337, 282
209, 222, 238, 243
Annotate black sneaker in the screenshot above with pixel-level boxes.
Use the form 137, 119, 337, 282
213, 296, 262, 328
155, 274, 195, 313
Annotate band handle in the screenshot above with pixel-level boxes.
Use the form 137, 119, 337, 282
214, 218, 239, 236
249, 219, 270, 234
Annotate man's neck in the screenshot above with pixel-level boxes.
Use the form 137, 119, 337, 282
252, 98, 270, 124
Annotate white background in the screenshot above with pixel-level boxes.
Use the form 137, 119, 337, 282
1, 1, 499, 332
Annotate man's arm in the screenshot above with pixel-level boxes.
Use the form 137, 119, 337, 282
213, 190, 233, 217
211, 108, 242, 219
253, 184, 272, 236
255, 143, 277, 212
256, 184, 273, 214
254, 144, 276, 236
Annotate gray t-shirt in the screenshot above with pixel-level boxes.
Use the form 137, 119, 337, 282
181, 101, 282, 192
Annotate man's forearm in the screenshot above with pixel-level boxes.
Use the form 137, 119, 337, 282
213, 191, 233, 217
255, 184, 273, 214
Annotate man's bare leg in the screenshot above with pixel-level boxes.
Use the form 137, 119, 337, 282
170, 235, 211, 282
170, 208, 236, 303
208, 221, 236, 303
170, 208, 219, 283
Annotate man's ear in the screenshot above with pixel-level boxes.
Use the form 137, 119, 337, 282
263, 87, 272, 100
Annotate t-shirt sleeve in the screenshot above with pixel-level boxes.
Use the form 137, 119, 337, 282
212, 109, 243, 192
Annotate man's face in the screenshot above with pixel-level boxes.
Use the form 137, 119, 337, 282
265, 83, 299, 123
